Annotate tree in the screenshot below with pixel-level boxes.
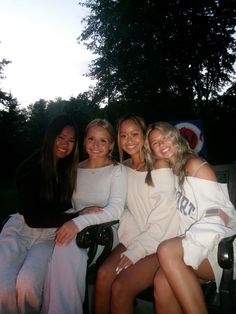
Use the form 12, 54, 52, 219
78, 0, 236, 119
0, 95, 28, 177
0, 51, 11, 105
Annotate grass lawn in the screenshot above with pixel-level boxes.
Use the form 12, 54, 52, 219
0, 178, 19, 221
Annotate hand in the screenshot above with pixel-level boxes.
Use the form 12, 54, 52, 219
55, 220, 79, 246
116, 254, 133, 275
79, 206, 104, 215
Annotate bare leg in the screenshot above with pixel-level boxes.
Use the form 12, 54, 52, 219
110, 253, 159, 314
95, 244, 126, 314
154, 268, 183, 314
156, 237, 214, 314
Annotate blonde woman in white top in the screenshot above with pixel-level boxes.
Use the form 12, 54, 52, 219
41, 119, 127, 314
146, 121, 236, 314
95, 115, 179, 314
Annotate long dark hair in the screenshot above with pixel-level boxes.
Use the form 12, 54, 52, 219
40, 114, 79, 202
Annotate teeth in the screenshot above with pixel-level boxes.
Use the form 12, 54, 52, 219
162, 148, 169, 153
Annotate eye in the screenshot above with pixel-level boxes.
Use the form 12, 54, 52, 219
100, 139, 108, 144
151, 141, 158, 148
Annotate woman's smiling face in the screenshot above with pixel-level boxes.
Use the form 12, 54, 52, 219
54, 125, 76, 159
148, 128, 175, 162
119, 119, 144, 156
84, 125, 113, 159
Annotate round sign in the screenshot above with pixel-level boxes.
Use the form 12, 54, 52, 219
175, 122, 204, 153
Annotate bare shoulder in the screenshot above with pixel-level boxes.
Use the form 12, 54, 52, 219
154, 159, 171, 169
186, 156, 217, 181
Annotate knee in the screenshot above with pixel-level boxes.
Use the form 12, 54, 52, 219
157, 240, 174, 266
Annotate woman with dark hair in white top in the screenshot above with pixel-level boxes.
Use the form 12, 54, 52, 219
95, 115, 179, 314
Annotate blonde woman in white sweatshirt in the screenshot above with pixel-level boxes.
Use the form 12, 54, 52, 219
95, 114, 179, 314
146, 121, 236, 314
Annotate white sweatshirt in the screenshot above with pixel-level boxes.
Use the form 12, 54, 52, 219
118, 167, 179, 264
72, 164, 127, 231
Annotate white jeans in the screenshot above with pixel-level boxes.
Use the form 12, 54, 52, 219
0, 214, 56, 314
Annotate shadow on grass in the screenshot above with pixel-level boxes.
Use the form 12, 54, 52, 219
0, 178, 19, 221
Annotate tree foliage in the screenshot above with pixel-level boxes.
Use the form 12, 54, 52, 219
0, 52, 11, 105
0, 96, 28, 177
78, 0, 236, 118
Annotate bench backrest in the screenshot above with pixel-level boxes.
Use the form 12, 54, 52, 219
213, 163, 236, 208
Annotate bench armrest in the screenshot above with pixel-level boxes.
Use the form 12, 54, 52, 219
76, 220, 119, 267
218, 233, 236, 314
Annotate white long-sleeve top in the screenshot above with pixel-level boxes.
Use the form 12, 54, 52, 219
177, 176, 236, 290
72, 164, 127, 231
118, 167, 179, 264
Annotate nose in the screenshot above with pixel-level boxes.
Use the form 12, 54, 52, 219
127, 134, 133, 142
60, 139, 69, 147
92, 139, 99, 147
159, 140, 164, 147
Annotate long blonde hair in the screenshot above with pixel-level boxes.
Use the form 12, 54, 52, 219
145, 121, 195, 188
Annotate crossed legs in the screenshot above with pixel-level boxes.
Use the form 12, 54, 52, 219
154, 237, 215, 314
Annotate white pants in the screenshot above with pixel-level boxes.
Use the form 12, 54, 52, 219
0, 214, 56, 314
41, 224, 119, 314
41, 240, 88, 314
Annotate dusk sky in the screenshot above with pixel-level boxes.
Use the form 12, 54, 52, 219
0, 0, 95, 107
